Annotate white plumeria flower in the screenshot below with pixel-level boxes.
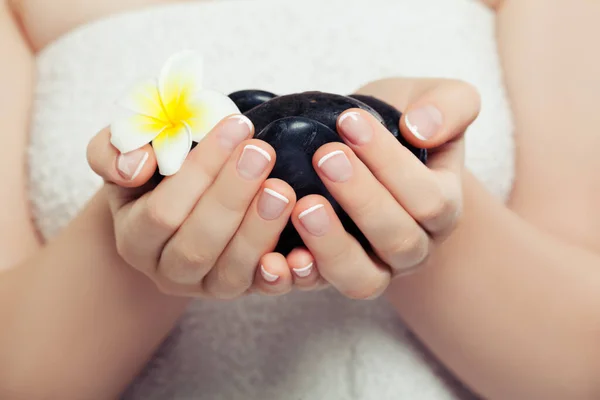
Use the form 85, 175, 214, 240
110, 50, 240, 176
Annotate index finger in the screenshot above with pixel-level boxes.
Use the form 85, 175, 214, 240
355, 78, 481, 149
291, 196, 391, 300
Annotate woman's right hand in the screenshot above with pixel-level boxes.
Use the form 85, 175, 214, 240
87, 114, 297, 299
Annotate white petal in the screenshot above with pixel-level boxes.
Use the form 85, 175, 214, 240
152, 123, 193, 176
185, 89, 241, 142
116, 79, 169, 122
111, 114, 168, 153
158, 50, 204, 118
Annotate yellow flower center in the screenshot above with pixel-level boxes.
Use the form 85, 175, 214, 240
161, 86, 196, 132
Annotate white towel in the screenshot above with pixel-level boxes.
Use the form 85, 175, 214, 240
29, 0, 513, 398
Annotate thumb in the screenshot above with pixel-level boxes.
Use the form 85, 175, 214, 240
400, 80, 481, 149
87, 127, 157, 188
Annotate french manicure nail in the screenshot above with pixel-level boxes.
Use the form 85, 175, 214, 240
338, 111, 373, 145
293, 262, 314, 278
117, 150, 149, 181
405, 106, 443, 140
317, 150, 353, 182
237, 145, 271, 180
260, 265, 279, 283
298, 204, 330, 236
258, 188, 289, 220
217, 115, 253, 150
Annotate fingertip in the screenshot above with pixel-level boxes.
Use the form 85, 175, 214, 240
259, 264, 281, 284
312, 142, 352, 170
114, 144, 158, 188
87, 126, 158, 188
263, 178, 297, 205
400, 81, 481, 149
337, 108, 378, 127
241, 138, 276, 162
400, 105, 445, 149
336, 108, 363, 130
292, 195, 332, 222
254, 253, 293, 295
219, 113, 254, 134
198, 114, 255, 154
86, 127, 111, 176
287, 248, 321, 289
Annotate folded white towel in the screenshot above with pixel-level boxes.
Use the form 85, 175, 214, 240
29, 0, 513, 398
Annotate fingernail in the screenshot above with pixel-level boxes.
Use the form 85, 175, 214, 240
338, 111, 373, 145
293, 262, 313, 278
237, 145, 271, 180
117, 150, 149, 181
258, 188, 289, 220
260, 265, 280, 283
298, 204, 330, 236
317, 150, 352, 182
217, 115, 253, 150
405, 106, 443, 140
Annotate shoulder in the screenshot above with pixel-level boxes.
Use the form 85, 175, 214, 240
6, 0, 180, 52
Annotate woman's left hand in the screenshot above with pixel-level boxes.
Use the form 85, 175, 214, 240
259, 78, 480, 299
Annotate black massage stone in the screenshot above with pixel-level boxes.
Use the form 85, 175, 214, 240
229, 90, 427, 255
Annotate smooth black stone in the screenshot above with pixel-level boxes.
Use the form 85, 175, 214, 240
254, 117, 370, 254
244, 91, 384, 135
228, 90, 278, 113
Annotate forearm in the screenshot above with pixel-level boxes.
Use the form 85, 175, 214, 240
388, 2, 600, 397
0, 189, 189, 399
388, 172, 600, 399
497, 0, 600, 250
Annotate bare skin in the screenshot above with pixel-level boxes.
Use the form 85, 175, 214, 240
2, 0, 600, 399
0, 0, 38, 270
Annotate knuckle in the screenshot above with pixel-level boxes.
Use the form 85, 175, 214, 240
154, 277, 203, 297
344, 278, 389, 300
158, 243, 214, 285
442, 197, 463, 232
215, 264, 253, 294
144, 196, 181, 232
384, 230, 429, 267
419, 197, 451, 225
176, 249, 214, 278
154, 279, 185, 297
415, 185, 455, 227
418, 186, 462, 234
114, 231, 141, 269
203, 256, 255, 300
178, 247, 213, 270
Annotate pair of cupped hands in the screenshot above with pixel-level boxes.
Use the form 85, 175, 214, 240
87, 78, 480, 300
